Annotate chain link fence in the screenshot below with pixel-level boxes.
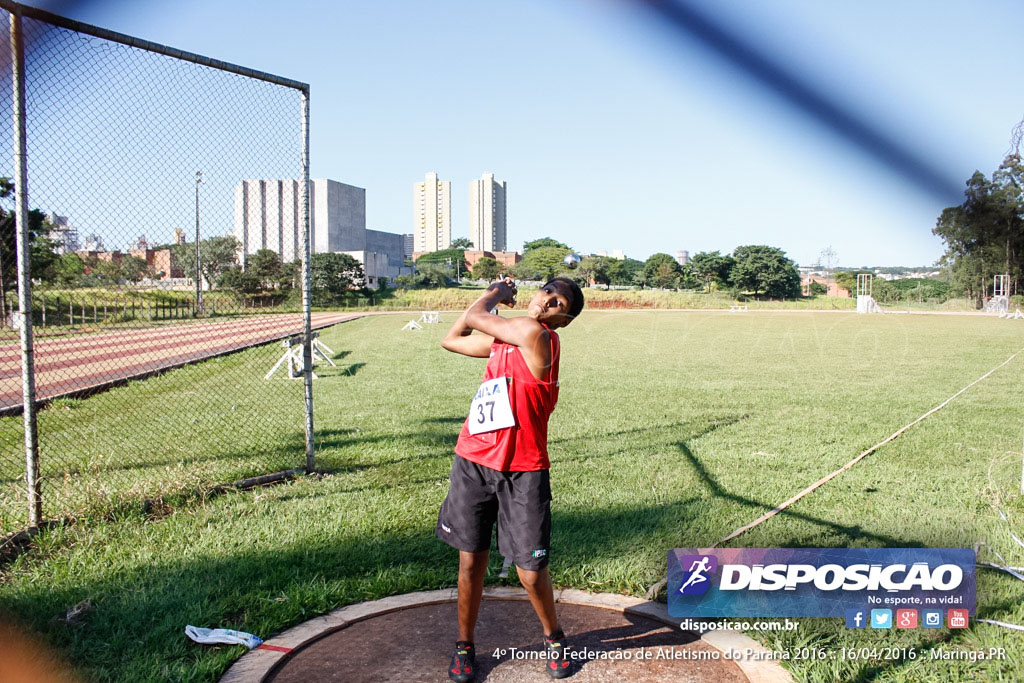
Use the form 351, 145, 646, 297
0, 1, 319, 537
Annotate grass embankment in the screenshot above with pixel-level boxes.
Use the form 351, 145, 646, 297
1, 312, 1023, 681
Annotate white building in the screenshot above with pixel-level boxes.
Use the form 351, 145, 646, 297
82, 233, 103, 251
413, 172, 451, 253
595, 249, 625, 260
469, 173, 506, 252
47, 213, 80, 254
675, 250, 689, 266
233, 178, 409, 289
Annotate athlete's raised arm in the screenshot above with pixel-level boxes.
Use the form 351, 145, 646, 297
463, 280, 547, 350
441, 304, 495, 358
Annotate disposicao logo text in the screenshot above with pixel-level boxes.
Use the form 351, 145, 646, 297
667, 548, 975, 618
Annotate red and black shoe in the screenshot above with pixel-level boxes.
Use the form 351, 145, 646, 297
544, 630, 572, 679
449, 641, 476, 682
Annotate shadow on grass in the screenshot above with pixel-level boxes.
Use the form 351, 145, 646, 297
33, 426, 410, 481
676, 441, 918, 548
421, 416, 465, 425
0, 499, 706, 681
318, 362, 365, 377
550, 415, 748, 449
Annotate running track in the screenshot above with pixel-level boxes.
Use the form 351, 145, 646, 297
0, 313, 364, 413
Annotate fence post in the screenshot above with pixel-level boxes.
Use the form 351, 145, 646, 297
300, 88, 315, 472
10, 9, 41, 526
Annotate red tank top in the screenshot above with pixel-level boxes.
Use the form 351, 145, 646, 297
454, 325, 560, 472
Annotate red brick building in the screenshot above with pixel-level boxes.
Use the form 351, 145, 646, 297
801, 275, 850, 297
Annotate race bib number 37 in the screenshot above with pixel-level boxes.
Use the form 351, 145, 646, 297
467, 377, 515, 435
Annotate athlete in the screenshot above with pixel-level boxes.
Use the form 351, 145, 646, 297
437, 275, 584, 682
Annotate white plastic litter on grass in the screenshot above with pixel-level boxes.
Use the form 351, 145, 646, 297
185, 625, 263, 649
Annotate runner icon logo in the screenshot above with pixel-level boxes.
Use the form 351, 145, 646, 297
678, 555, 718, 596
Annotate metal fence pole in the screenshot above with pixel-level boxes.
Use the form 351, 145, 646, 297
300, 89, 314, 472
10, 9, 41, 526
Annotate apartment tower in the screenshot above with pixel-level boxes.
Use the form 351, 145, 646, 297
413, 172, 451, 253
469, 173, 506, 252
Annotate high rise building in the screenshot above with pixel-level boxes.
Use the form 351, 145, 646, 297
47, 213, 80, 254
469, 173, 506, 252
402, 233, 414, 261
413, 172, 451, 253
234, 178, 366, 264
233, 178, 411, 289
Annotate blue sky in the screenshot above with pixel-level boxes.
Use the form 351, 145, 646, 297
19, 0, 1024, 267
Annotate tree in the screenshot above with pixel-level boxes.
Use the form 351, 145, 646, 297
675, 263, 699, 290
415, 248, 468, 277
934, 154, 1024, 298
394, 272, 428, 289
118, 255, 150, 284
834, 270, 864, 296
642, 253, 681, 289
82, 258, 120, 285
0, 178, 57, 315
247, 249, 282, 290
416, 262, 454, 287
690, 251, 730, 293
511, 245, 571, 281
278, 259, 301, 290
451, 237, 474, 249
729, 245, 801, 298
218, 265, 261, 294
52, 252, 85, 286
172, 235, 240, 290
808, 281, 828, 296
472, 256, 502, 281
577, 256, 611, 287
309, 252, 364, 304
605, 258, 643, 286
523, 237, 570, 253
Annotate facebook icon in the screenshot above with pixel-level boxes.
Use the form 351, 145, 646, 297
845, 609, 866, 629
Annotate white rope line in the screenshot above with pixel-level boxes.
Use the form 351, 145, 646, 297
715, 349, 1022, 548
976, 619, 1024, 631
645, 348, 1022, 601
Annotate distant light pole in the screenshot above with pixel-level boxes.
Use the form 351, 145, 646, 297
445, 256, 461, 283
194, 170, 204, 316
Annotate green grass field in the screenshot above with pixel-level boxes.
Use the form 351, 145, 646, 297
2, 310, 1023, 681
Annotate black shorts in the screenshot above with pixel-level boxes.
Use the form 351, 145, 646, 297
436, 455, 552, 571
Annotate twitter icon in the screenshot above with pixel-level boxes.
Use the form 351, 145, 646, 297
870, 609, 892, 629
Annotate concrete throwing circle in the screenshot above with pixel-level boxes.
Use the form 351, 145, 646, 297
220, 588, 791, 683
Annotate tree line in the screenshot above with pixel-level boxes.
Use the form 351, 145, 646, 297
403, 237, 804, 298
0, 178, 369, 309
933, 153, 1023, 304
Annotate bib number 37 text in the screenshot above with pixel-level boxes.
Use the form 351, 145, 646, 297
467, 377, 515, 435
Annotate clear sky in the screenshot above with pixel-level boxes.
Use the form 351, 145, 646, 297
19, 0, 1024, 267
